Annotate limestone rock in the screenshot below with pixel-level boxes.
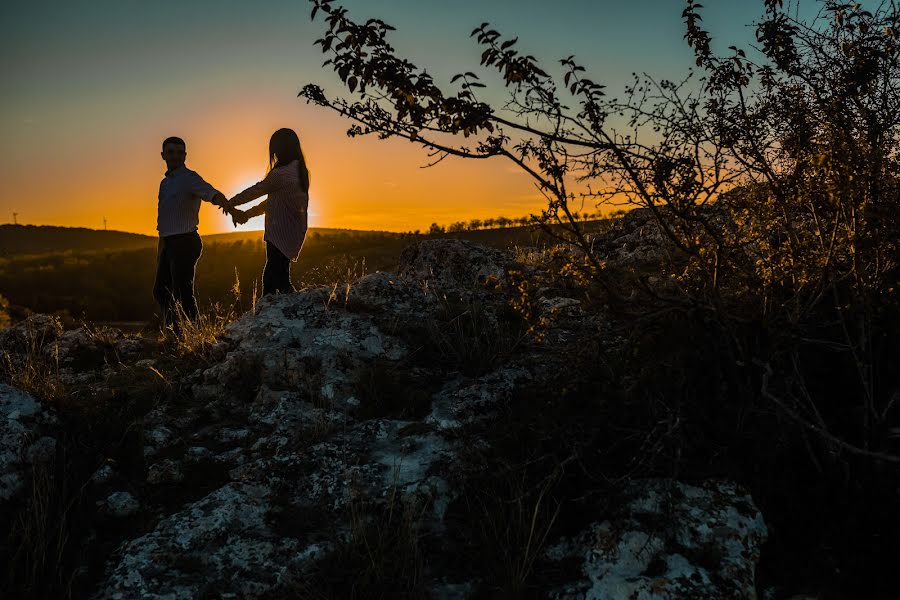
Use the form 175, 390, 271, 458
594, 207, 671, 269
104, 491, 140, 518
547, 479, 768, 600
346, 270, 437, 315
92, 464, 115, 485
0, 383, 56, 502
147, 459, 184, 485
427, 367, 532, 430
398, 239, 509, 291
194, 289, 407, 410
94, 483, 315, 600
1, 240, 775, 598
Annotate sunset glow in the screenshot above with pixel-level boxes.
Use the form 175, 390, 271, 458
0, 0, 820, 235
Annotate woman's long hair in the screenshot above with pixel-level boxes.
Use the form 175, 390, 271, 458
268, 128, 310, 193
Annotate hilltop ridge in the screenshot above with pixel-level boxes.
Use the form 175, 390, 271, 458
0, 224, 156, 257
0, 224, 414, 258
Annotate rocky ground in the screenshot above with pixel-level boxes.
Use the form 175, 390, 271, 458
1, 220, 771, 599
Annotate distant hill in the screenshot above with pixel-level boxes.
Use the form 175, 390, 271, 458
0, 225, 156, 257
203, 227, 408, 245
0, 219, 613, 260
0, 225, 418, 258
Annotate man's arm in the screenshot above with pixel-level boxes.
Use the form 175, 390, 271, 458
188, 171, 226, 206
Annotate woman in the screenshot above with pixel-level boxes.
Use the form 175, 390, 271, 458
228, 128, 310, 295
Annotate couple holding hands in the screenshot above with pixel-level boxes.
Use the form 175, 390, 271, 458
154, 128, 310, 332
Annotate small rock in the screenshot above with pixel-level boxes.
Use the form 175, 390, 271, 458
215, 448, 246, 465
219, 428, 251, 443
147, 459, 184, 485
91, 464, 115, 485
95, 483, 311, 599
145, 425, 174, 447
114, 337, 145, 359
184, 446, 212, 462
105, 491, 140, 517
25, 435, 57, 462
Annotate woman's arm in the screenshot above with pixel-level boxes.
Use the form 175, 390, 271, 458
243, 200, 268, 218
228, 170, 280, 208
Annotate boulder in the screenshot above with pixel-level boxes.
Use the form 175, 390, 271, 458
547, 479, 768, 600
0, 384, 56, 502
345, 270, 437, 315
94, 483, 319, 600
594, 207, 672, 269
193, 290, 408, 410
398, 239, 509, 291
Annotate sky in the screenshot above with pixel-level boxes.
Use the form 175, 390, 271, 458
0, 0, 825, 234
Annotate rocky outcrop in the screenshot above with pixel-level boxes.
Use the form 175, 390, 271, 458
0, 315, 151, 387
193, 287, 408, 410
399, 238, 509, 291
0, 384, 56, 502
98, 482, 317, 600
1, 238, 770, 599
591, 207, 672, 269
547, 480, 767, 600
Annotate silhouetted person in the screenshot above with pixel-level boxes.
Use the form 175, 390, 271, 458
154, 136, 227, 332
227, 128, 311, 295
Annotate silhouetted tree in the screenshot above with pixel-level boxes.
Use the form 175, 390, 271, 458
301, 0, 900, 464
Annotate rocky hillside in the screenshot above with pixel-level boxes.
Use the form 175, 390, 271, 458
2, 223, 772, 599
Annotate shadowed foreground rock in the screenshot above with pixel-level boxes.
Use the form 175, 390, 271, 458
547, 480, 767, 600
0, 384, 56, 502
1, 239, 768, 599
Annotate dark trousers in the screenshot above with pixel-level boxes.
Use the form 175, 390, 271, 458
153, 231, 202, 330
263, 241, 295, 296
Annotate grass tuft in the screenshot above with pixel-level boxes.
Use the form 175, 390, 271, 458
295, 488, 428, 599
1, 317, 65, 403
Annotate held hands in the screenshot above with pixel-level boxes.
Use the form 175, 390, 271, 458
230, 208, 249, 226
214, 197, 249, 227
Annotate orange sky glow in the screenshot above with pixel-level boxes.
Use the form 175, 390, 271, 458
35, 107, 553, 236
1, 0, 794, 236
5, 95, 564, 236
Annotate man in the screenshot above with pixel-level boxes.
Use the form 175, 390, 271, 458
153, 136, 228, 333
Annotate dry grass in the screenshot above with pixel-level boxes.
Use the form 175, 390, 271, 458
1, 316, 65, 403
447, 446, 565, 597
474, 470, 561, 595
166, 273, 249, 359
4, 452, 85, 600
167, 301, 235, 357
422, 297, 526, 377
305, 255, 370, 289
294, 486, 428, 599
